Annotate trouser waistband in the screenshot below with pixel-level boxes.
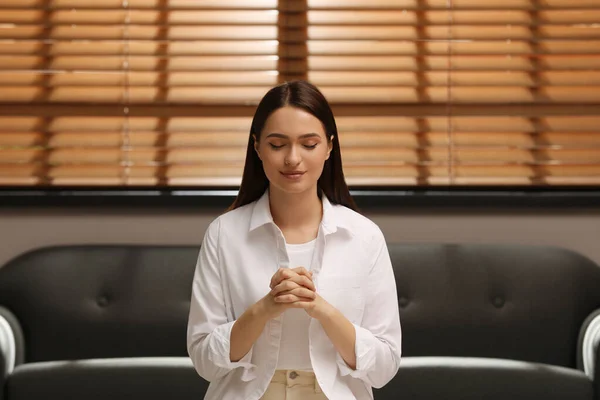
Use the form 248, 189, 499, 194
271, 370, 323, 393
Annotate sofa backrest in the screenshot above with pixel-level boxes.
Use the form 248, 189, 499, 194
390, 243, 600, 368
1, 243, 599, 368
0, 246, 198, 362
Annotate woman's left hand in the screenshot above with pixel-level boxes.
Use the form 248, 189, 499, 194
274, 289, 334, 321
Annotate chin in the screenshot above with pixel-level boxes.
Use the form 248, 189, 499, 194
271, 179, 316, 195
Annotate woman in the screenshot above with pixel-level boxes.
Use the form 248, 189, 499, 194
187, 81, 402, 400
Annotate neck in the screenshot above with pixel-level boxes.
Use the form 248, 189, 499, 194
268, 186, 323, 229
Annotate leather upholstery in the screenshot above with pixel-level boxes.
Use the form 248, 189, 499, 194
0, 246, 198, 362
6, 358, 208, 400
374, 357, 592, 400
389, 243, 600, 367
1, 243, 599, 400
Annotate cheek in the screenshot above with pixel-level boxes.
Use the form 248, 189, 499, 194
308, 147, 330, 166
261, 150, 280, 164
258, 149, 282, 175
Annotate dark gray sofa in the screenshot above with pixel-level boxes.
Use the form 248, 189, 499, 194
1, 243, 599, 400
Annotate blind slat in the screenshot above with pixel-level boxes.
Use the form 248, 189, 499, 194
4, 10, 600, 25
3, 40, 599, 57
0, 56, 280, 71
307, 10, 600, 25
3, 131, 600, 148
1, 0, 596, 9
0, 41, 280, 56
4, 26, 599, 41
3, 71, 600, 87
2, 86, 600, 103
0, 86, 274, 103
308, 56, 600, 71
3, 165, 600, 186
0, 26, 279, 40
0, 0, 278, 9
2, 132, 600, 149
0, 10, 279, 25
308, 26, 600, 40
4, 55, 600, 72
309, 71, 600, 87
307, 0, 600, 10
309, 40, 600, 55
2, 116, 599, 132
3, 147, 599, 165
0, 72, 280, 86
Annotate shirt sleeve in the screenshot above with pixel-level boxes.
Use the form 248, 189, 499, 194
187, 218, 258, 382
335, 230, 402, 388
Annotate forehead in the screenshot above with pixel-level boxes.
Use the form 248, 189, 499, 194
262, 106, 326, 138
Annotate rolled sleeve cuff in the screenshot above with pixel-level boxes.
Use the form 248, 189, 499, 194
336, 324, 376, 378
208, 320, 258, 381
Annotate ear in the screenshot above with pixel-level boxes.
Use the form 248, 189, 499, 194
325, 135, 334, 160
252, 134, 261, 160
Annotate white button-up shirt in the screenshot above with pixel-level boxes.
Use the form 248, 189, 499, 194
187, 191, 402, 399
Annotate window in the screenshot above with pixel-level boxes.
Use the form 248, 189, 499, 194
1, 0, 599, 189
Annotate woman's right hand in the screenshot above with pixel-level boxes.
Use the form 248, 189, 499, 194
256, 267, 315, 320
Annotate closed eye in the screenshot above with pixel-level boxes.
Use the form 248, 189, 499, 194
269, 143, 285, 149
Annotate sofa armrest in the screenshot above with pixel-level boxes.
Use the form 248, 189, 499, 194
594, 346, 600, 400
0, 348, 4, 400
0, 307, 24, 371
578, 308, 600, 379
0, 306, 25, 400
0, 308, 20, 375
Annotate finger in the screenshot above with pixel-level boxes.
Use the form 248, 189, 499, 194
289, 301, 311, 310
275, 274, 314, 292
294, 287, 317, 299
270, 268, 314, 290
269, 268, 285, 289
276, 287, 316, 300
273, 293, 300, 303
270, 268, 292, 289
270, 280, 300, 296
288, 274, 315, 292
292, 267, 312, 279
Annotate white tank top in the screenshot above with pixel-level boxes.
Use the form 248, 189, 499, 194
276, 238, 316, 370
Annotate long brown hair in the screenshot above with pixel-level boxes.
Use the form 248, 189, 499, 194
228, 80, 357, 212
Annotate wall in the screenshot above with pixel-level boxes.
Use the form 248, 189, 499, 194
1, 207, 599, 268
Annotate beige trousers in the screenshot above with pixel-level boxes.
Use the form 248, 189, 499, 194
260, 370, 327, 400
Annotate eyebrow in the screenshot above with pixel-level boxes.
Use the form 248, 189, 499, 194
265, 133, 321, 139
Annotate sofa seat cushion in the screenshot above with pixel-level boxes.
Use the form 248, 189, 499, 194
375, 357, 593, 400
6, 357, 208, 400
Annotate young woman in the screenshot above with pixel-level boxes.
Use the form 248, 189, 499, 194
187, 81, 402, 400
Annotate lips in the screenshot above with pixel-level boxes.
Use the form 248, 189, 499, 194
281, 171, 306, 180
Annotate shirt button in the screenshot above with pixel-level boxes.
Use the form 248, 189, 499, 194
289, 371, 298, 379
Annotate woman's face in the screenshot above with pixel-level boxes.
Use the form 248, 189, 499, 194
254, 106, 332, 196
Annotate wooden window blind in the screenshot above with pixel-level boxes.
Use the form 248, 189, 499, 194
1, 0, 599, 187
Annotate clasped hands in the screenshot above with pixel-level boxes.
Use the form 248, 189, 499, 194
261, 267, 332, 321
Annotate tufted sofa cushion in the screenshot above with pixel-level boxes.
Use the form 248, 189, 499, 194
0, 246, 198, 362
390, 243, 600, 367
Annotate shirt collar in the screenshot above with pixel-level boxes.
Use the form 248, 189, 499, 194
249, 189, 350, 235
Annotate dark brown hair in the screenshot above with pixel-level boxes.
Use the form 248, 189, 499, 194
228, 80, 357, 212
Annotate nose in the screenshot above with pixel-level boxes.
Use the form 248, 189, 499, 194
285, 145, 301, 166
